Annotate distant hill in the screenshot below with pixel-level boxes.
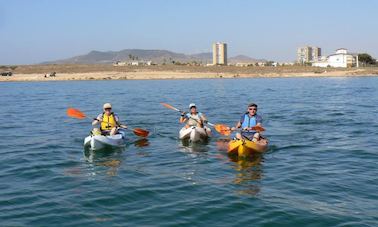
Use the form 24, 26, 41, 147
228, 55, 266, 63
41, 49, 265, 65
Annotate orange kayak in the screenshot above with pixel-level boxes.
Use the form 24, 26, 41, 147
228, 138, 268, 157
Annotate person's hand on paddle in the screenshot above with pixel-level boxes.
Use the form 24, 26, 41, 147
180, 111, 186, 117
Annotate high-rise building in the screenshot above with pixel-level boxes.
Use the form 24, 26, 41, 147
312, 47, 321, 62
297, 46, 311, 64
297, 46, 321, 64
213, 42, 227, 65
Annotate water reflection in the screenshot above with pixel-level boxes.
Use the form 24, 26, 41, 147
230, 154, 263, 196
81, 138, 150, 177
180, 139, 210, 153
83, 147, 124, 177
83, 146, 124, 160
215, 138, 230, 152
134, 138, 151, 157
215, 138, 264, 196
134, 138, 150, 147
99, 159, 121, 176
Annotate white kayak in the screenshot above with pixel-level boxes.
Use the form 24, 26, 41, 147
84, 129, 127, 150
179, 126, 211, 142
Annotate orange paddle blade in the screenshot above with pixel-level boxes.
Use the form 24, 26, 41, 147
160, 102, 180, 112
214, 124, 231, 136
133, 128, 149, 137
67, 108, 86, 119
252, 125, 265, 132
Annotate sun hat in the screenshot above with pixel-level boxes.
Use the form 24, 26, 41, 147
103, 103, 112, 109
189, 103, 196, 108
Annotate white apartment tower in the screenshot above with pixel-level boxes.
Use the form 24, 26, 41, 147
297, 46, 321, 64
213, 42, 227, 65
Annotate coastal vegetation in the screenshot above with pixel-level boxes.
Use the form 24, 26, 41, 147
358, 53, 377, 66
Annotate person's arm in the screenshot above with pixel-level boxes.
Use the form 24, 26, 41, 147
92, 114, 102, 126
92, 119, 99, 126
236, 121, 242, 128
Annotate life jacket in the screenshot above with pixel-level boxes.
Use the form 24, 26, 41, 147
100, 112, 117, 131
241, 113, 257, 133
186, 112, 202, 127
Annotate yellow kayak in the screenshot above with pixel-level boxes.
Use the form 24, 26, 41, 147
228, 138, 268, 157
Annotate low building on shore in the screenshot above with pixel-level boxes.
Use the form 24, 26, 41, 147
113, 61, 127, 66
280, 62, 295, 66
113, 60, 153, 66
233, 61, 276, 67
312, 48, 359, 68
235, 62, 253, 67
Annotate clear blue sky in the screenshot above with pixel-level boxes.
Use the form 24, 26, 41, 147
1, 0, 377, 64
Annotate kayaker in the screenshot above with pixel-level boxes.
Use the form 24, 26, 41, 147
180, 103, 208, 128
92, 103, 127, 135
231, 103, 263, 142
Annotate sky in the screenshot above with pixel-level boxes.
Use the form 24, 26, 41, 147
1, 0, 377, 64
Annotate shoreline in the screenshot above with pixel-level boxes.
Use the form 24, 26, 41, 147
1, 65, 378, 82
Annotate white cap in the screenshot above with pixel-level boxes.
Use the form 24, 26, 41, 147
103, 103, 112, 109
189, 103, 196, 108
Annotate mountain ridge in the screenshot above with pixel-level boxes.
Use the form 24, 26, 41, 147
41, 49, 266, 64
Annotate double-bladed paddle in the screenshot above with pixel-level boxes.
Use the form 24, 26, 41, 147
66, 107, 149, 137
160, 102, 232, 136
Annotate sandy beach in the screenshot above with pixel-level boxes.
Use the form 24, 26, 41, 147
1, 65, 378, 82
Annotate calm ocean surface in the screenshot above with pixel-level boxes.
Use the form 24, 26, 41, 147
0, 77, 377, 226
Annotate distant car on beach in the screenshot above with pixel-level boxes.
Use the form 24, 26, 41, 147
1, 71, 12, 76
44, 72, 56, 77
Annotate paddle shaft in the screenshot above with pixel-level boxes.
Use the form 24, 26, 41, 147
92, 117, 126, 128
223, 126, 265, 134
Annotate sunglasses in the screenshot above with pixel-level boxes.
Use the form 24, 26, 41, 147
105, 108, 112, 110
248, 108, 257, 111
